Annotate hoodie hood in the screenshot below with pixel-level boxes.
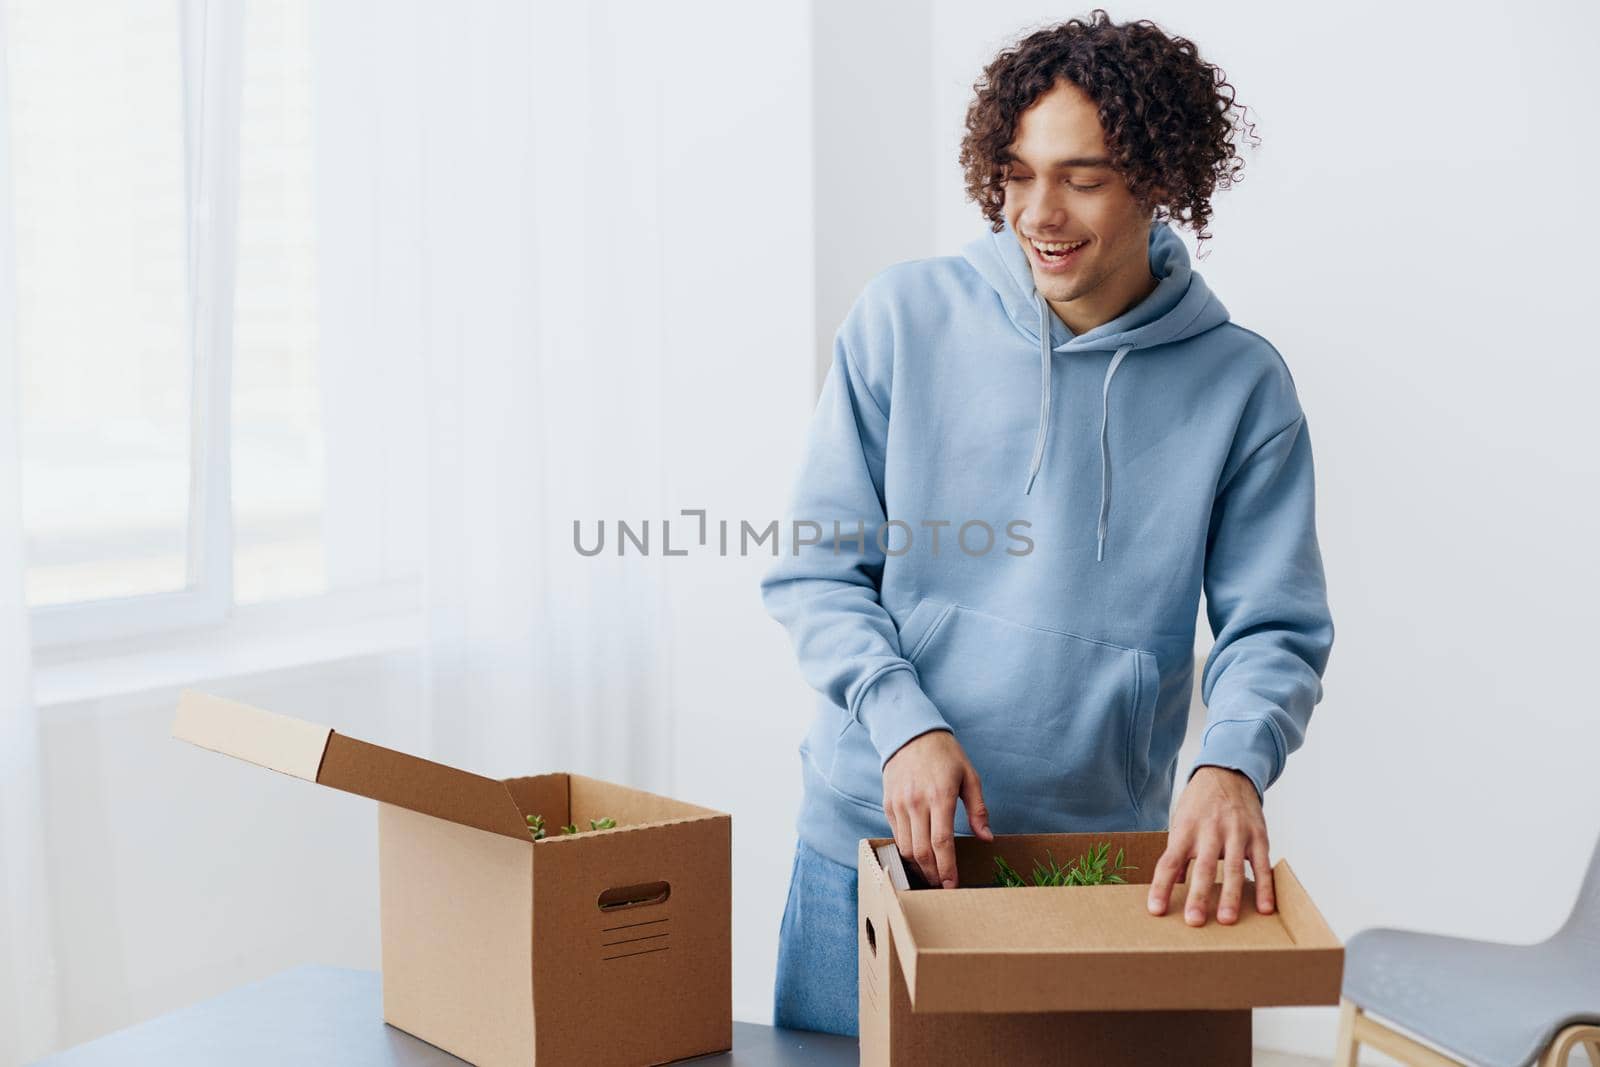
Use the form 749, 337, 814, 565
961, 216, 1230, 560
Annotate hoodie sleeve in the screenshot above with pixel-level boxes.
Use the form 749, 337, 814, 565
1189, 397, 1335, 804
759, 281, 952, 770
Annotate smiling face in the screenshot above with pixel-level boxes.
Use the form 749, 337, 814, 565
1002, 78, 1160, 335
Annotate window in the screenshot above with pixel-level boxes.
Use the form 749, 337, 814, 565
11, 3, 194, 611
7, 0, 347, 648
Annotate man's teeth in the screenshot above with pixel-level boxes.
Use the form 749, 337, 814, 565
1032, 239, 1086, 255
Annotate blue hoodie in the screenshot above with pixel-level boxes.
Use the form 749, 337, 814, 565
760, 216, 1334, 871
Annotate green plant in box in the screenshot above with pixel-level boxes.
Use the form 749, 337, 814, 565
992, 841, 1135, 887
525, 813, 618, 840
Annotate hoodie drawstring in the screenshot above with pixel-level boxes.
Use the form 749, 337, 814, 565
1097, 343, 1131, 561
1024, 292, 1133, 563
1023, 294, 1054, 496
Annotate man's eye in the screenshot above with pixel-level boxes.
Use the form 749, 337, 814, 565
1069, 182, 1104, 191
1007, 175, 1033, 183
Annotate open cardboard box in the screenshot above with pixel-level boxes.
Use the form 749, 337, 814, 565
172, 689, 732, 1067
858, 831, 1343, 1066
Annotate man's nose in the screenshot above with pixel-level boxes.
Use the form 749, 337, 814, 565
1021, 190, 1068, 230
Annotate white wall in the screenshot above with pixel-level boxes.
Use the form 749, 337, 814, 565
655, 0, 816, 1030
810, 0, 940, 389
923, 0, 1600, 1059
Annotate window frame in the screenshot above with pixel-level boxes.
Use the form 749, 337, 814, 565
20, 1, 422, 671
26, 0, 242, 647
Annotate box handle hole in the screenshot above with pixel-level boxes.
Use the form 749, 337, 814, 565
598, 880, 671, 911
865, 916, 877, 958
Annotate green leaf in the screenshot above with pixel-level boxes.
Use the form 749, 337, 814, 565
993, 855, 1027, 888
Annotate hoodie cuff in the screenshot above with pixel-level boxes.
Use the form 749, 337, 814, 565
852, 666, 952, 770
1187, 718, 1283, 805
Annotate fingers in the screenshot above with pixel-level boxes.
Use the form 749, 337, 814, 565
1149, 768, 1274, 924
1250, 835, 1276, 915
907, 800, 939, 888
960, 768, 994, 841
886, 794, 916, 891
1216, 834, 1247, 924
881, 735, 987, 889
930, 794, 959, 888
1146, 826, 1192, 916
1185, 834, 1222, 926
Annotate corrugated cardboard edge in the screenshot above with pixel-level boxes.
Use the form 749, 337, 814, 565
875, 842, 912, 891
172, 688, 530, 841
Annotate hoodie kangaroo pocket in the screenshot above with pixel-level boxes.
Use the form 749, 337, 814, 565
909, 602, 1158, 825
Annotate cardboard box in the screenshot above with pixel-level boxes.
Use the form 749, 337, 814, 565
172, 689, 732, 1067
858, 831, 1342, 1066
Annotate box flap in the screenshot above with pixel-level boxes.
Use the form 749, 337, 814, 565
870, 838, 1342, 1014
172, 689, 529, 841
173, 689, 331, 781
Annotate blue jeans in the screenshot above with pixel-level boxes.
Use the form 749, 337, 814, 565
773, 838, 859, 1037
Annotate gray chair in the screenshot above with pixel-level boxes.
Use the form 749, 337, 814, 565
1333, 829, 1600, 1067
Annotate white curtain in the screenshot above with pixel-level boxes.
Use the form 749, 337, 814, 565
0, 1, 814, 1055
320, 0, 680, 787
0, 6, 60, 1060
0, 439, 54, 1066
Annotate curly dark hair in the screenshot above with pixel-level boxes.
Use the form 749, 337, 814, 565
959, 10, 1259, 254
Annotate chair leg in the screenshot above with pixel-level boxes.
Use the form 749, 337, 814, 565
1538, 1024, 1600, 1067
1332, 998, 1362, 1067
1349, 1008, 1469, 1067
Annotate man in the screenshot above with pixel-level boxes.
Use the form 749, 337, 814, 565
760, 10, 1333, 1037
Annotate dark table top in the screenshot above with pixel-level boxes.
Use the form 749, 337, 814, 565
30, 965, 859, 1066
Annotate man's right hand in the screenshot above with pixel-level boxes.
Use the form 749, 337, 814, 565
882, 729, 993, 889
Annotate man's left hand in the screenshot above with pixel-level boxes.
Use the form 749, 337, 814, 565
1146, 766, 1275, 926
